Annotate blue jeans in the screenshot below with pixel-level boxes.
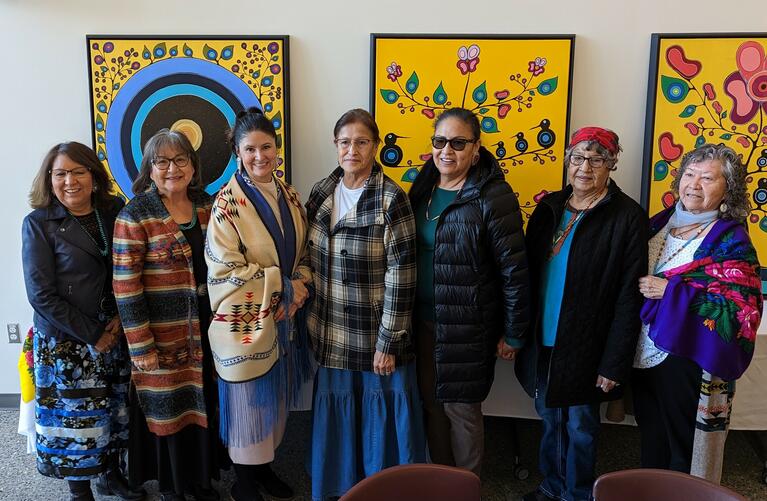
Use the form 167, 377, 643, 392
534, 359, 601, 501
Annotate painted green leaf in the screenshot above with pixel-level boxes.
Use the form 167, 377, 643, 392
480, 116, 499, 133
221, 45, 234, 60
96, 100, 107, 113
479, 107, 489, 114
653, 160, 669, 181
405, 71, 419, 94
380, 89, 399, 104
695, 135, 706, 147
472, 81, 488, 105
276, 134, 283, 149
679, 105, 697, 118
142, 46, 151, 60
720, 133, 732, 140
660, 75, 689, 104
97, 146, 106, 161
401, 167, 419, 183
536, 77, 558, 96
721, 110, 728, 119
529, 90, 535, 96
153, 42, 166, 58
271, 111, 283, 130
95, 114, 104, 132
183, 43, 193, 56
203, 44, 218, 61
433, 82, 448, 105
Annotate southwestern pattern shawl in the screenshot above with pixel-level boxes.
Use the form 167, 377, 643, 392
206, 171, 312, 383
641, 206, 762, 381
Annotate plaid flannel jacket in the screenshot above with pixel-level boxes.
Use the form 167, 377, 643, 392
306, 164, 416, 371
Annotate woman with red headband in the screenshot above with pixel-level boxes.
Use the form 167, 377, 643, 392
515, 127, 648, 501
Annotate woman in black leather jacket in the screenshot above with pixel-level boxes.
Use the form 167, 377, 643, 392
22, 142, 144, 501
409, 108, 530, 476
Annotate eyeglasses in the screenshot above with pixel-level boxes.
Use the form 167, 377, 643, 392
50, 167, 90, 179
569, 154, 610, 169
152, 155, 190, 170
334, 138, 374, 150
431, 136, 477, 151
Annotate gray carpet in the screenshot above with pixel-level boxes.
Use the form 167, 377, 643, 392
1, 408, 765, 500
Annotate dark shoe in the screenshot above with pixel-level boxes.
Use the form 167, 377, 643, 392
160, 494, 186, 501
521, 490, 556, 501
254, 464, 294, 499
68, 480, 94, 501
230, 481, 265, 501
185, 484, 220, 501
69, 492, 95, 501
95, 471, 147, 500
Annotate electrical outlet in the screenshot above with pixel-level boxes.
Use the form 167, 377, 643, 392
7, 323, 21, 343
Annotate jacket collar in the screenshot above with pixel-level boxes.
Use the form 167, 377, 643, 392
314, 163, 386, 229
542, 178, 623, 212
414, 147, 503, 206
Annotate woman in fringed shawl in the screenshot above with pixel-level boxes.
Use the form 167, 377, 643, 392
206, 107, 314, 501
635, 143, 762, 484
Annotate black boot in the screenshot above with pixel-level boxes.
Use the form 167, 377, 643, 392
231, 464, 265, 501
95, 469, 146, 500
253, 463, 294, 500
68, 480, 95, 501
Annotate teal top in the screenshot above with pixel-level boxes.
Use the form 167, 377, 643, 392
414, 187, 459, 321
540, 208, 580, 347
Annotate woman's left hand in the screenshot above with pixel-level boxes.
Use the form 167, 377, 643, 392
373, 350, 396, 376
496, 338, 520, 361
596, 375, 619, 393
639, 275, 668, 299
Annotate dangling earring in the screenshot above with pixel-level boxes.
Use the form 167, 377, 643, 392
92, 185, 98, 192
720, 201, 728, 213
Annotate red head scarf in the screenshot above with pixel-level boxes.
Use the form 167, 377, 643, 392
569, 127, 620, 156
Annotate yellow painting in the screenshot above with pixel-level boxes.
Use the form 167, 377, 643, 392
371, 35, 574, 221
643, 34, 767, 271
86, 36, 290, 198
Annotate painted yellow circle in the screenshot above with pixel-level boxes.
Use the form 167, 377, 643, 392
171, 119, 203, 150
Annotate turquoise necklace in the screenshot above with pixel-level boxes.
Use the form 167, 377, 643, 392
178, 203, 197, 230
71, 209, 109, 257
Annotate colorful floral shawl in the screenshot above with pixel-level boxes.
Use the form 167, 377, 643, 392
640, 206, 762, 381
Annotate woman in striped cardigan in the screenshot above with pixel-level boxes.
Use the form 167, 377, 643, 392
113, 129, 221, 501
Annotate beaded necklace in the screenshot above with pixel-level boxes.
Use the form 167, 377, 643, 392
71, 209, 109, 257
548, 187, 604, 260
653, 220, 713, 274
178, 203, 197, 230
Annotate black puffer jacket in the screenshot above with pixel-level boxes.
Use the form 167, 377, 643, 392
410, 147, 530, 403
514, 181, 648, 407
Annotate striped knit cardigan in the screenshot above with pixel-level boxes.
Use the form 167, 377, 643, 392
113, 186, 212, 436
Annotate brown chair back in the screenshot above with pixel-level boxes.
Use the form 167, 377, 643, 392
593, 469, 748, 501
339, 464, 481, 501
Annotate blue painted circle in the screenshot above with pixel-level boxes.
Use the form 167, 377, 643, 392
106, 58, 260, 196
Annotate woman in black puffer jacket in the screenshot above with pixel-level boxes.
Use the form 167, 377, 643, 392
409, 107, 530, 476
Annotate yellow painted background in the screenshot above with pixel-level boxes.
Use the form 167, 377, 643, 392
648, 37, 767, 264
373, 37, 572, 220
88, 38, 287, 198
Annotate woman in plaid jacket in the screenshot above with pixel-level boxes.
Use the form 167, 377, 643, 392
306, 109, 426, 500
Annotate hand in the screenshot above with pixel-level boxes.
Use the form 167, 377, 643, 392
93, 331, 114, 353
291, 279, 309, 309
596, 375, 619, 393
104, 316, 122, 336
639, 275, 668, 299
274, 303, 286, 322
497, 338, 520, 361
373, 350, 396, 376
133, 352, 159, 372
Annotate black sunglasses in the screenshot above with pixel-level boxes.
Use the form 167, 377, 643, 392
431, 136, 477, 151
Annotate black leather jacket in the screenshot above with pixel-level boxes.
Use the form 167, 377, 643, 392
22, 196, 124, 345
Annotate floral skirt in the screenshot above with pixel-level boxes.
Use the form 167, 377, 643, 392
309, 361, 427, 500
34, 328, 131, 480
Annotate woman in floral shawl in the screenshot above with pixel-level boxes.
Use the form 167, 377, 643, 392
634, 143, 762, 484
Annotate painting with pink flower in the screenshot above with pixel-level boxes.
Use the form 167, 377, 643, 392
371, 34, 574, 223
642, 33, 767, 275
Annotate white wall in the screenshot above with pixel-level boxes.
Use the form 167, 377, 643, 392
1, 0, 766, 393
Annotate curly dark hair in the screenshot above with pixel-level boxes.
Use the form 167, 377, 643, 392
670, 143, 750, 223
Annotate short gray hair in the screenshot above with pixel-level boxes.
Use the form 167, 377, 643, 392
670, 143, 750, 223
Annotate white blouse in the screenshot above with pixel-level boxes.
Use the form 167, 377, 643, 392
633, 221, 705, 369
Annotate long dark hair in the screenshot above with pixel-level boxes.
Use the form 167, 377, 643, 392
29, 142, 114, 210
131, 129, 205, 196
